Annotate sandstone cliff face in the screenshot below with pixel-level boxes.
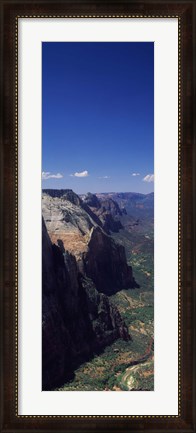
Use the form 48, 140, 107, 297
43, 188, 103, 228
82, 193, 124, 233
42, 191, 102, 259
43, 188, 82, 206
83, 226, 135, 295
42, 219, 130, 390
42, 190, 138, 296
83, 192, 101, 209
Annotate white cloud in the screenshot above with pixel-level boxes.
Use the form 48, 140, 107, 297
132, 172, 140, 176
98, 175, 111, 179
143, 174, 154, 183
70, 170, 89, 178
42, 171, 63, 180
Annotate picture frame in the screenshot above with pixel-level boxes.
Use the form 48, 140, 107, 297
0, 0, 195, 431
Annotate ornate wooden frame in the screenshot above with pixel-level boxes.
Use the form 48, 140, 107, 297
0, 1, 195, 431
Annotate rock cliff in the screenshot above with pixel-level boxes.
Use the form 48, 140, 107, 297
83, 226, 136, 295
82, 192, 124, 233
42, 218, 130, 390
42, 189, 138, 295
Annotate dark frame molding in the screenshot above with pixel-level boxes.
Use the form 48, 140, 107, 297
0, 1, 195, 432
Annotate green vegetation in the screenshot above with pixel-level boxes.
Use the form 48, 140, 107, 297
57, 290, 154, 391
122, 306, 153, 327
57, 214, 154, 391
117, 360, 154, 391
113, 228, 154, 293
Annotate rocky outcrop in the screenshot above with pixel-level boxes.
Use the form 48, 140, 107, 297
43, 188, 82, 206
98, 212, 123, 233
42, 218, 130, 390
83, 192, 101, 209
42, 189, 138, 296
96, 192, 154, 220
83, 226, 137, 295
43, 188, 103, 227
98, 198, 124, 217
83, 193, 124, 233
42, 192, 98, 259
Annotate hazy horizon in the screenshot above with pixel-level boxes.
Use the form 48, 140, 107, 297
42, 187, 154, 196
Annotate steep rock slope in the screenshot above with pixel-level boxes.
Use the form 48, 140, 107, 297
42, 219, 130, 390
84, 226, 137, 295
82, 192, 125, 233
42, 192, 96, 259
42, 189, 138, 295
96, 192, 154, 220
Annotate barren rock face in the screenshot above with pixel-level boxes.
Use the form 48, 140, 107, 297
82, 193, 124, 233
42, 193, 97, 258
82, 192, 101, 209
84, 226, 135, 295
42, 189, 137, 296
42, 218, 130, 390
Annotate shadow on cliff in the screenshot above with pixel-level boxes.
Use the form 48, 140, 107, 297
42, 219, 131, 391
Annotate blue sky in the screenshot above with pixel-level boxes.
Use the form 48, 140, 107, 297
42, 42, 154, 194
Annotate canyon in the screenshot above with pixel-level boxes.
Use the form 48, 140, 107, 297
42, 189, 138, 390
42, 189, 154, 391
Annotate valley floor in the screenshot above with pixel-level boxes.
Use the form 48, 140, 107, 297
57, 256, 154, 392
46, 191, 154, 392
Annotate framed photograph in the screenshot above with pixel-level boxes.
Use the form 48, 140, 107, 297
1, 0, 195, 432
